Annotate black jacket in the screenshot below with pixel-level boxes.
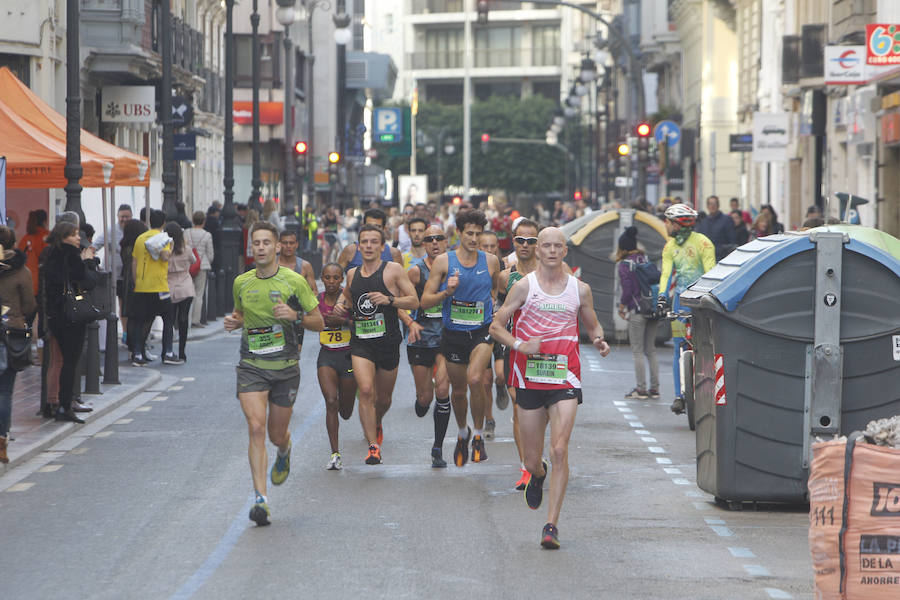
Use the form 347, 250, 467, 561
42, 244, 99, 324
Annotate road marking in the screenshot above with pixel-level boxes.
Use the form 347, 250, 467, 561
656, 457, 672, 464
692, 502, 711, 510
70, 447, 88, 455
181, 377, 195, 382
135, 406, 152, 412
613, 401, 626, 406
95, 431, 114, 438
641, 436, 658, 443
663, 467, 682, 474
648, 446, 667, 453
672, 478, 691, 485
710, 526, 734, 537
617, 407, 633, 413
168, 385, 184, 391
624, 414, 640, 421
153, 395, 169, 402
37, 465, 62, 473
114, 419, 133, 425
7, 482, 34, 492
628, 422, 645, 428
729, 547, 756, 558
764, 588, 793, 599
684, 490, 705, 498
634, 429, 651, 435
743, 565, 771, 577
705, 518, 726, 525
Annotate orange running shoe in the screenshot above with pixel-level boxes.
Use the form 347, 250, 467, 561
365, 444, 382, 465
376, 424, 384, 446
471, 435, 488, 463
514, 468, 531, 491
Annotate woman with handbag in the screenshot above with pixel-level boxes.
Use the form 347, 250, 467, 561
0, 226, 37, 463
42, 222, 99, 423
616, 226, 660, 400
161, 223, 195, 364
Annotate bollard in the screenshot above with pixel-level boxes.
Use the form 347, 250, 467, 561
217, 268, 227, 315
103, 312, 120, 384
83, 320, 101, 394
200, 273, 208, 325
40, 332, 50, 416
206, 269, 218, 321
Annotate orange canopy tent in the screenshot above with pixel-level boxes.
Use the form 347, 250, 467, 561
0, 66, 149, 189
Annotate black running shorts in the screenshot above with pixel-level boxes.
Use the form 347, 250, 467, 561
235, 361, 300, 407
351, 340, 401, 371
515, 387, 582, 411
316, 349, 353, 378
441, 324, 493, 364
407, 345, 440, 367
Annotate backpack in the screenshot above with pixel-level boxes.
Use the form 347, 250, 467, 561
625, 258, 661, 317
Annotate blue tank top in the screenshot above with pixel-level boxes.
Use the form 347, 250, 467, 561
346, 243, 393, 273
440, 250, 493, 331
410, 257, 443, 348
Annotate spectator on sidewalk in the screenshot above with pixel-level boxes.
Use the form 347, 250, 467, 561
695, 195, 736, 260
761, 204, 785, 234
185, 211, 214, 327
261, 199, 283, 234
43, 221, 99, 424
17, 209, 49, 302
120, 218, 148, 349
0, 226, 37, 463
92, 203, 132, 323
173, 201, 193, 229
161, 223, 195, 364
731, 210, 750, 245
242, 209, 259, 271
129, 210, 172, 366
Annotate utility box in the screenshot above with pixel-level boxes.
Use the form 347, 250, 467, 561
680, 228, 900, 504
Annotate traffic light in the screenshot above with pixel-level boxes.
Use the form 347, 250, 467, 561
476, 0, 489, 24
481, 132, 490, 153
328, 151, 341, 184
636, 121, 651, 157
617, 142, 631, 157
293, 141, 308, 155
635, 122, 652, 138
573, 190, 582, 201
294, 141, 308, 179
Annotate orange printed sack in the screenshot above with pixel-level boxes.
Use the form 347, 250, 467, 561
809, 434, 900, 600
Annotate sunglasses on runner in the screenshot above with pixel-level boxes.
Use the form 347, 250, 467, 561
514, 236, 538, 245
423, 235, 446, 243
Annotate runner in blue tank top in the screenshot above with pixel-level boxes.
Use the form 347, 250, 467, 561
421, 209, 501, 467
337, 208, 402, 273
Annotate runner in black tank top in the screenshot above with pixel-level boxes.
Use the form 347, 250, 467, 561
333, 225, 419, 465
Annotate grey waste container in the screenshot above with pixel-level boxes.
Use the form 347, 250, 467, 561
561, 209, 670, 343
680, 229, 900, 504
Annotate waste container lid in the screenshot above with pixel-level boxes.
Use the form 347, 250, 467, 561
681, 230, 900, 312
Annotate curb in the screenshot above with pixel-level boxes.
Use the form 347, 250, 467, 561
2, 368, 163, 472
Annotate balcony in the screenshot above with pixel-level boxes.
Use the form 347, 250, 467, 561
199, 68, 224, 116
407, 47, 560, 70
411, 0, 524, 14
152, 14, 206, 77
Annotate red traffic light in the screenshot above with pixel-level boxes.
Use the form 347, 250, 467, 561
481, 133, 490, 143
636, 122, 651, 137
573, 190, 582, 201
294, 141, 308, 155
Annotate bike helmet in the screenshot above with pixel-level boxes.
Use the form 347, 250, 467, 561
663, 204, 698, 227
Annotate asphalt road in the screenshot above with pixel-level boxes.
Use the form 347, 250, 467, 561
0, 330, 813, 599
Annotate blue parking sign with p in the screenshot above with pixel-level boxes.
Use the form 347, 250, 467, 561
374, 108, 403, 143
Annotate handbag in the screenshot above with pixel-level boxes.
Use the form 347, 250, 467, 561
63, 274, 101, 324
189, 247, 201, 277
1, 325, 32, 371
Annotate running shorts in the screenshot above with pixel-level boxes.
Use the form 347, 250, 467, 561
515, 387, 582, 411
441, 323, 493, 365
236, 361, 300, 407
317, 349, 353, 378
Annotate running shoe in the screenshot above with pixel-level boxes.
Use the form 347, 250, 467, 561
524, 459, 549, 510
453, 427, 472, 467
327, 452, 342, 471
130, 353, 146, 367
414, 399, 429, 418
431, 446, 447, 468
671, 396, 685, 414
648, 389, 661, 399
471, 435, 488, 463
625, 388, 649, 399
540, 523, 560, 549
376, 424, 384, 446
144, 351, 157, 362
365, 443, 382, 465
484, 419, 496, 440
495, 381, 510, 410
249, 496, 271, 526
514, 468, 531, 491
270, 441, 291, 485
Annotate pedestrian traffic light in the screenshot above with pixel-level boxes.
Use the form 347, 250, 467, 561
293, 141, 308, 155
481, 133, 490, 153
476, 0, 489, 25
573, 190, 582, 201
617, 142, 631, 157
636, 122, 652, 138
328, 151, 341, 184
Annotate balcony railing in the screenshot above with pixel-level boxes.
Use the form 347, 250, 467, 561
782, 35, 800, 85
199, 68, 224, 116
150, 10, 206, 76
411, 0, 525, 14
801, 23, 825, 80
408, 47, 559, 70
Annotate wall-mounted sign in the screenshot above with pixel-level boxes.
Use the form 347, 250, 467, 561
881, 110, 900, 146
174, 133, 197, 161
826, 45, 893, 84
729, 134, 753, 153
233, 102, 283, 125
866, 24, 900, 65
752, 113, 790, 163
103, 86, 156, 123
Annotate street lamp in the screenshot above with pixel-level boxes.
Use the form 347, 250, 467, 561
220, 0, 240, 314
332, 0, 351, 209
64, 0, 83, 222
250, 0, 262, 207
276, 0, 298, 232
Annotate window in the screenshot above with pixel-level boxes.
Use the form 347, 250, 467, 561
532, 80, 560, 101
425, 83, 464, 104
474, 26, 522, 68
234, 33, 281, 88
294, 49, 306, 97
475, 81, 521, 100
424, 29, 464, 69
532, 25, 560, 67
0, 53, 29, 86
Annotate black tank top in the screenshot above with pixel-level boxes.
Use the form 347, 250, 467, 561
349, 260, 401, 345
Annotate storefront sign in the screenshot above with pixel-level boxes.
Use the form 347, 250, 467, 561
881, 110, 900, 145
826, 45, 894, 84
233, 102, 283, 125
174, 133, 197, 161
866, 24, 900, 66
102, 86, 156, 123
752, 113, 790, 162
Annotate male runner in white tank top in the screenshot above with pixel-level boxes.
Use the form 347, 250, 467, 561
490, 227, 611, 550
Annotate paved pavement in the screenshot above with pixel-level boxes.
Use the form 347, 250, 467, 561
0, 329, 815, 599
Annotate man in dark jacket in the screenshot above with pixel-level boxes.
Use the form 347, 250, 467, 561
695, 196, 736, 260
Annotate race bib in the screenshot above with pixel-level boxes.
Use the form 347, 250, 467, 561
247, 324, 285, 355
450, 299, 484, 326
355, 313, 386, 339
320, 327, 351, 349
525, 353, 568, 384
423, 303, 442, 318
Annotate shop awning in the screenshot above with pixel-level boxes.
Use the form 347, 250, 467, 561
0, 67, 149, 188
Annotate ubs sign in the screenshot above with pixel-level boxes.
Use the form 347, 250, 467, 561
103, 86, 156, 123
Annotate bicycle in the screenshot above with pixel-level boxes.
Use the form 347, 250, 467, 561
664, 310, 695, 431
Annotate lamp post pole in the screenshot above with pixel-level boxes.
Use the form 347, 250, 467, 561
277, 0, 298, 233
221, 0, 240, 313
160, 0, 176, 219
251, 0, 262, 207
64, 0, 83, 222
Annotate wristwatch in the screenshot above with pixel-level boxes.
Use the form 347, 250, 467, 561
593, 336, 605, 344
513, 340, 522, 351
388, 294, 395, 306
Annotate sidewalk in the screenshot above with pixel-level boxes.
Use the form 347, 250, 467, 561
2, 320, 224, 473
